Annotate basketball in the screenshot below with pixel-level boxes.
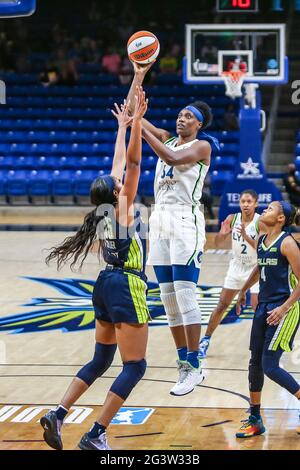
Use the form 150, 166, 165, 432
127, 30, 160, 64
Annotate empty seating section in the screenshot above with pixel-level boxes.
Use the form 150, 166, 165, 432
0, 73, 240, 202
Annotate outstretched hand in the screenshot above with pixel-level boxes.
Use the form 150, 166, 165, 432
132, 86, 148, 120
130, 59, 155, 77
111, 99, 132, 128
220, 218, 232, 236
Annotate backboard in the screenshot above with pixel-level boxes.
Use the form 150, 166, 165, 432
0, 0, 36, 17
184, 24, 287, 85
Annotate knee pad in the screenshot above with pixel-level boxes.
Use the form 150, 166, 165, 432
160, 291, 183, 327
248, 352, 264, 392
110, 359, 147, 400
175, 287, 201, 326
76, 342, 117, 386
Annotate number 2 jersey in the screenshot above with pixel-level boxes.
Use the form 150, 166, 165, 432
257, 231, 299, 303
231, 212, 260, 267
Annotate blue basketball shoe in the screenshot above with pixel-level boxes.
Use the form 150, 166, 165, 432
236, 415, 266, 438
198, 336, 211, 359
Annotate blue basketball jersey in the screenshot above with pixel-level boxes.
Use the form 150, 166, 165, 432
101, 216, 146, 273
257, 232, 295, 303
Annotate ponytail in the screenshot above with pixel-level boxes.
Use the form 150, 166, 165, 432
46, 209, 103, 270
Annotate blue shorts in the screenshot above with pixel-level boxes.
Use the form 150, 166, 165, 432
250, 300, 300, 353
93, 269, 150, 325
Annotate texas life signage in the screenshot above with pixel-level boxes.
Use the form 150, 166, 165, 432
219, 90, 282, 223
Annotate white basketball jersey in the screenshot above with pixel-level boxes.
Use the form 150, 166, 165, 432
153, 137, 209, 206
231, 212, 260, 266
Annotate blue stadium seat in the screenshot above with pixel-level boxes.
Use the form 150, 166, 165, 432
211, 156, 237, 172
28, 170, 52, 196
57, 156, 78, 170
52, 170, 74, 197
0, 156, 15, 169
139, 170, 155, 197
211, 171, 234, 197
6, 170, 28, 196
14, 156, 36, 170
73, 170, 106, 197
142, 156, 157, 171
36, 156, 59, 170
218, 143, 239, 156
0, 171, 6, 198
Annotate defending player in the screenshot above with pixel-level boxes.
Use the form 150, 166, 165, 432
127, 62, 219, 396
199, 190, 265, 359
40, 88, 150, 450
235, 201, 300, 438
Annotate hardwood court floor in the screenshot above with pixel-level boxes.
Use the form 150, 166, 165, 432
0, 231, 299, 450
0, 407, 299, 451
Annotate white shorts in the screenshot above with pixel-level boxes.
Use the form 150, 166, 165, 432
223, 259, 259, 294
147, 206, 206, 267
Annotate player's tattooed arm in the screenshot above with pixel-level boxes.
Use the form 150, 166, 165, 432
215, 214, 234, 248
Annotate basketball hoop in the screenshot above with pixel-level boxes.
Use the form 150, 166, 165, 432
221, 70, 246, 99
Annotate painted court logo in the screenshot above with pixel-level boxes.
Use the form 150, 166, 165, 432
112, 408, 154, 425
0, 277, 254, 334
0, 405, 154, 425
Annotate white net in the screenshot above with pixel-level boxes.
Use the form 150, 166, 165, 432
221, 71, 246, 99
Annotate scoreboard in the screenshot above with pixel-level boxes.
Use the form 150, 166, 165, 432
217, 0, 259, 12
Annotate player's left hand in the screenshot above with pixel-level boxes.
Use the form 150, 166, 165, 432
111, 99, 132, 128
267, 306, 287, 326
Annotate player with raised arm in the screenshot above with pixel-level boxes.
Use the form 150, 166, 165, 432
40, 88, 150, 451
127, 61, 220, 396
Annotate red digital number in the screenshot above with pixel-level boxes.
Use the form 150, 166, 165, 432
232, 0, 251, 8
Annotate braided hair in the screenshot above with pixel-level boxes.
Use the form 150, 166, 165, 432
46, 176, 118, 270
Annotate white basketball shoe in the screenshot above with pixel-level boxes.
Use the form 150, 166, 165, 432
170, 361, 204, 396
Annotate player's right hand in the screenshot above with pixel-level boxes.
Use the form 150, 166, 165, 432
236, 290, 246, 316
220, 218, 232, 235
130, 59, 155, 76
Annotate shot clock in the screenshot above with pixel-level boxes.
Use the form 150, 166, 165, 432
217, 0, 258, 12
